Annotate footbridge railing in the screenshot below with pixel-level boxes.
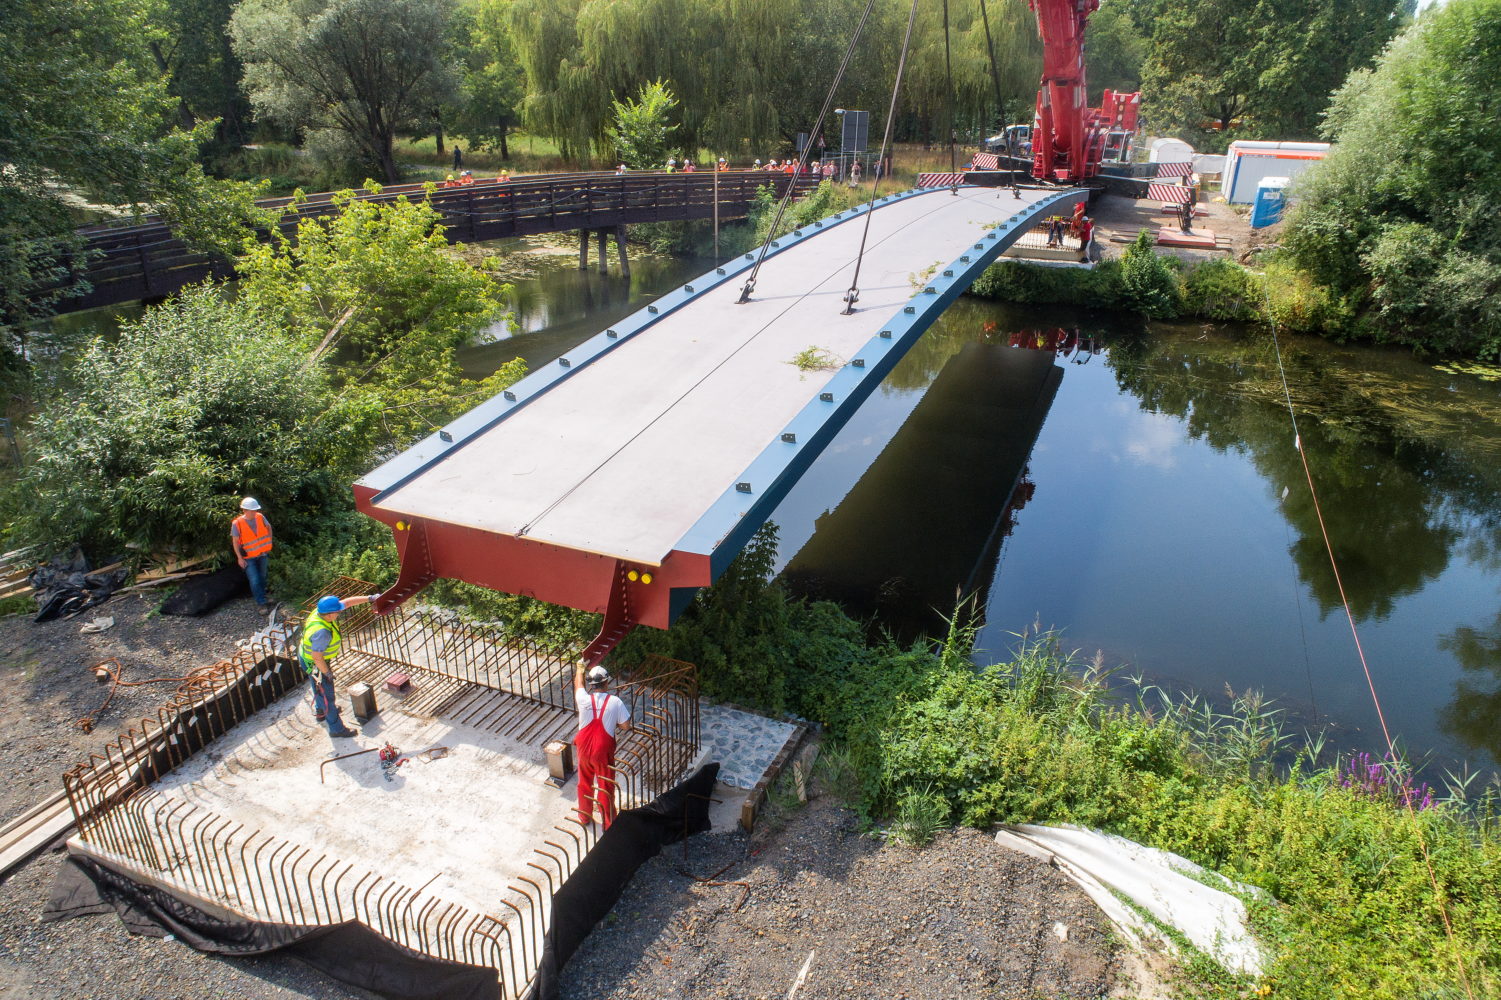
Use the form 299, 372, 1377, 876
36, 170, 817, 315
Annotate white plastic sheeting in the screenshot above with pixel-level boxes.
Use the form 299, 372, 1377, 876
995, 824, 1265, 977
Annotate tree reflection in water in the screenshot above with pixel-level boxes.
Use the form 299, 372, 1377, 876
1440, 613, 1501, 762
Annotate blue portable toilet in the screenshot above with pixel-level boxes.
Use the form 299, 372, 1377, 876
1251, 176, 1289, 229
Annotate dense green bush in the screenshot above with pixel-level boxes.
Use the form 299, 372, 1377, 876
1120, 230, 1184, 319
1282, 0, 1501, 358
1181, 257, 1263, 322
969, 256, 1126, 307
12, 289, 366, 556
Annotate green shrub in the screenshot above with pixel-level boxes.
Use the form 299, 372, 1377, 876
1182, 258, 1263, 322
969, 256, 1127, 308
1120, 230, 1183, 318
11, 289, 365, 557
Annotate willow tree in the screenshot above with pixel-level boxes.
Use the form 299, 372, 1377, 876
903, 0, 1040, 144
508, 0, 1040, 161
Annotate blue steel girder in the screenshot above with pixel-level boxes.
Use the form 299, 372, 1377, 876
673, 187, 1085, 583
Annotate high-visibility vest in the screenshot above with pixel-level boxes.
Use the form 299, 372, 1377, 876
234, 512, 273, 558
299, 612, 342, 675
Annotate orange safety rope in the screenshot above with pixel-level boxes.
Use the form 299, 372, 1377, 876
1264, 293, 1478, 1000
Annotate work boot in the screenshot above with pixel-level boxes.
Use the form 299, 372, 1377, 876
329, 727, 359, 738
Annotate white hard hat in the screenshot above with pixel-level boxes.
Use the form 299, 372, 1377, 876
241, 497, 261, 510
587, 665, 612, 687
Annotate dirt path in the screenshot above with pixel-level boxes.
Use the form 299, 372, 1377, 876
1090, 189, 1254, 262
564, 788, 1123, 1000
0, 594, 1133, 999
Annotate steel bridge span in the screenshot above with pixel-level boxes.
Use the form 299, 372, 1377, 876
357, 183, 1086, 660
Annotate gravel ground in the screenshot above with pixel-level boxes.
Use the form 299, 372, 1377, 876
1, 594, 1130, 1000
0, 591, 275, 827
564, 793, 1122, 1000
0, 591, 369, 1000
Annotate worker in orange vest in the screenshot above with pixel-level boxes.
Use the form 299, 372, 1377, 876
232, 497, 274, 609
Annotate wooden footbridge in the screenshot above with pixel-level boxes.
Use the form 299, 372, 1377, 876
38, 171, 815, 314
358, 182, 1087, 661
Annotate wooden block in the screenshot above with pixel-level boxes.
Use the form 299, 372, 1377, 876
385, 672, 411, 693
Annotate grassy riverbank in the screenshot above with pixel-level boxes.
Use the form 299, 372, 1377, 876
604, 528, 1501, 1000
970, 234, 1355, 342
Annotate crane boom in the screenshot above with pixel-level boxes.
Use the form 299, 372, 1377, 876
1028, 0, 1140, 182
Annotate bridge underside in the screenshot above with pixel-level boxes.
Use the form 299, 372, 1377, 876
356, 184, 1084, 648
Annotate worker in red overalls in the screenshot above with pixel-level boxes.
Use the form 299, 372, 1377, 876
574, 661, 631, 828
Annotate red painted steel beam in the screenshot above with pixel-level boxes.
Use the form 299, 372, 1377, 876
356, 484, 709, 629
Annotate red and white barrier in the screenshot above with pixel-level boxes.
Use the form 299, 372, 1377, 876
918, 172, 966, 188
1146, 182, 1193, 203
1153, 161, 1194, 178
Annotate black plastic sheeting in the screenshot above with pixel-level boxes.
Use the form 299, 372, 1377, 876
44, 762, 721, 1000
159, 563, 246, 616
29, 549, 129, 622
533, 761, 720, 1000
44, 853, 499, 1000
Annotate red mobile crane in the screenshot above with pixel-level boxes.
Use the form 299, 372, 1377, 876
1028, 0, 1140, 182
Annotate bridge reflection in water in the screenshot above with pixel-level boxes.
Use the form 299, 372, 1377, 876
783, 329, 1099, 640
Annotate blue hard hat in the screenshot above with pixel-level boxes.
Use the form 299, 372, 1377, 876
316, 595, 345, 614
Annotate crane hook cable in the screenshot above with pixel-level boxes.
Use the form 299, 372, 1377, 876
737, 0, 880, 305
1263, 284, 1478, 1000
843, 0, 921, 315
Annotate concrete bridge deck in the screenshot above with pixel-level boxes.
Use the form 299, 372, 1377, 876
357, 184, 1085, 637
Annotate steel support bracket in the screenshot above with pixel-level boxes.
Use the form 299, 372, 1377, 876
580, 561, 637, 666
376, 520, 437, 614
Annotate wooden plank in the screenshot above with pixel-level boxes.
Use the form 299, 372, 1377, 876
0, 792, 73, 878
138, 552, 216, 581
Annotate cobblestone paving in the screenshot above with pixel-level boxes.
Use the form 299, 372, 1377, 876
695, 701, 799, 789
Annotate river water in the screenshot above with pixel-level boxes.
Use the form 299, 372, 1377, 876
462, 241, 1501, 777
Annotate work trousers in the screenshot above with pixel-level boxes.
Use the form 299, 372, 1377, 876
243, 554, 269, 606
576, 726, 618, 829
308, 672, 347, 733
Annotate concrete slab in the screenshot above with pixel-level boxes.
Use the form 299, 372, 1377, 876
1156, 226, 1219, 249
153, 690, 574, 920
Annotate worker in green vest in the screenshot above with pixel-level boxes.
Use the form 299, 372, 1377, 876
300, 593, 380, 737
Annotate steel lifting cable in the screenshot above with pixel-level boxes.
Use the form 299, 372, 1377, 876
978, 0, 1005, 134
943, 0, 958, 187
842, 0, 921, 315
736, 0, 880, 304
1262, 284, 1479, 1000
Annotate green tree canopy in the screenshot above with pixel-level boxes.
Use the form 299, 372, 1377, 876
14, 288, 362, 555
605, 80, 680, 169
236, 187, 522, 445
1085, 1, 1147, 104
1283, 0, 1501, 357
451, 0, 527, 157
0, 0, 265, 338
230, 0, 458, 182
510, 0, 1040, 161
1140, 0, 1405, 150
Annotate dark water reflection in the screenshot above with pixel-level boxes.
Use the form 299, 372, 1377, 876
471, 250, 1501, 776
458, 247, 713, 377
